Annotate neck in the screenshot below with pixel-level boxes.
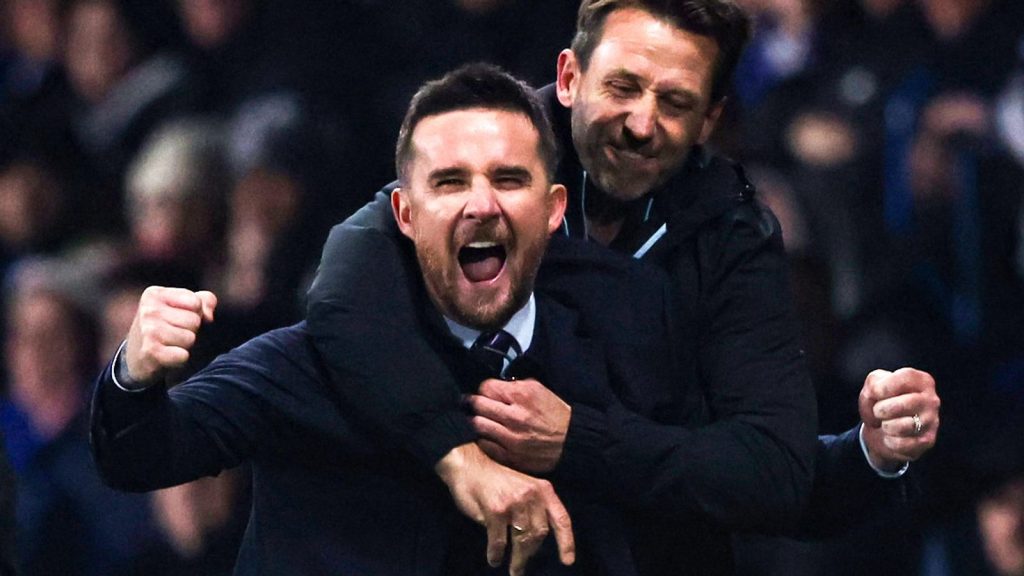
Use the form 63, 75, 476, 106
586, 217, 624, 246
582, 184, 635, 245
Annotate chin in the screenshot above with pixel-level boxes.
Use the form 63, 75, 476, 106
451, 289, 515, 329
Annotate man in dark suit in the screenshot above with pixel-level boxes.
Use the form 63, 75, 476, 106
92, 63, 682, 575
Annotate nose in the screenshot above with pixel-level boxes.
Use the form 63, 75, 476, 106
463, 178, 500, 221
623, 93, 657, 143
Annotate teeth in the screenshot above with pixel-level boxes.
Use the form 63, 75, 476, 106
466, 241, 499, 248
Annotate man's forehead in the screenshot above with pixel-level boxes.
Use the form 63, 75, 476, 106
585, 8, 720, 95
412, 108, 538, 141
409, 108, 543, 168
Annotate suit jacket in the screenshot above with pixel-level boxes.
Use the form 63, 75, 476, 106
91, 294, 643, 575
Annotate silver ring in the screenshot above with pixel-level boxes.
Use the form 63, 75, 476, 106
511, 524, 525, 533
912, 413, 923, 435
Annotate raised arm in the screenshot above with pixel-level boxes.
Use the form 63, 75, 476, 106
90, 287, 318, 491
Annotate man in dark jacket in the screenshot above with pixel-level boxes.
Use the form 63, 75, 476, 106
92, 64, 615, 575
305, 0, 940, 572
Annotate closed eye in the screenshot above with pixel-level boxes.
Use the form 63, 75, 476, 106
606, 79, 640, 98
429, 168, 469, 192
491, 167, 532, 190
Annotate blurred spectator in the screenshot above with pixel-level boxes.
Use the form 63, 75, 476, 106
0, 156, 68, 265
0, 0, 76, 192
214, 92, 335, 328
0, 263, 154, 576
1, 0, 63, 104
123, 117, 226, 277
136, 471, 247, 576
733, 0, 819, 109
173, 0, 287, 114
61, 0, 198, 224
995, 60, 1024, 170
978, 476, 1024, 576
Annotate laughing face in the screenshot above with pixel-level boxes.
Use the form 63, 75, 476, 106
556, 7, 724, 202
392, 108, 567, 330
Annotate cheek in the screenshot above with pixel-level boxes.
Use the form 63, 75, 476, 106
663, 118, 701, 152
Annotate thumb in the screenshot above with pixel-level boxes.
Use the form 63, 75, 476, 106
196, 291, 218, 324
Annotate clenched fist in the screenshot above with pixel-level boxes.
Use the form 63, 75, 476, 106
124, 286, 217, 385
859, 367, 940, 472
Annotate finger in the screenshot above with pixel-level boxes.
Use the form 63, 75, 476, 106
865, 369, 928, 401
859, 370, 891, 427
478, 378, 517, 402
152, 287, 207, 314
508, 519, 543, 576
467, 395, 520, 425
873, 392, 930, 421
863, 369, 892, 397
881, 415, 926, 438
486, 518, 508, 568
471, 415, 515, 444
195, 291, 218, 323
152, 324, 200, 351
544, 489, 575, 566
151, 307, 204, 333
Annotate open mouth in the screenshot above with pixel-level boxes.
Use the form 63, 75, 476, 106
458, 241, 507, 283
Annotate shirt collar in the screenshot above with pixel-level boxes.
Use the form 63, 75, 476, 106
444, 294, 536, 352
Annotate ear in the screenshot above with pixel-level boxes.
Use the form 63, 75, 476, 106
555, 49, 580, 109
697, 100, 726, 145
546, 184, 568, 234
391, 188, 415, 240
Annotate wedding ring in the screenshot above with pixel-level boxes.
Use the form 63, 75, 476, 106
912, 413, 923, 435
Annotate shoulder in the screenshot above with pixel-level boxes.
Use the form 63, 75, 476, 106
333, 185, 400, 233
207, 322, 319, 378
539, 236, 669, 318
684, 152, 781, 248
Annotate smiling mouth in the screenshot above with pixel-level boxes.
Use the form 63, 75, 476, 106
459, 241, 507, 282
608, 145, 655, 164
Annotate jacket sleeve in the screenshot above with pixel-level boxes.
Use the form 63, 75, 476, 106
553, 202, 818, 533
305, 190, 475, 469
796, 427, 912, 537
90, 326, 314, 492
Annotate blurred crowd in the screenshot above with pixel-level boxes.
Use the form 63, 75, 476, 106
0, 0, 1022, 575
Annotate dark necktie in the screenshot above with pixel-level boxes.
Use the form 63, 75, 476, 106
470, 330, 522, 379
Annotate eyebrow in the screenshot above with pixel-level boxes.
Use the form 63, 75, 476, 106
427, 167, 469, 183
491, 165, 533, 183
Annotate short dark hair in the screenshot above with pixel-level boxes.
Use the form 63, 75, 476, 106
395, 63, 558, 184
570, 0, 751, 103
